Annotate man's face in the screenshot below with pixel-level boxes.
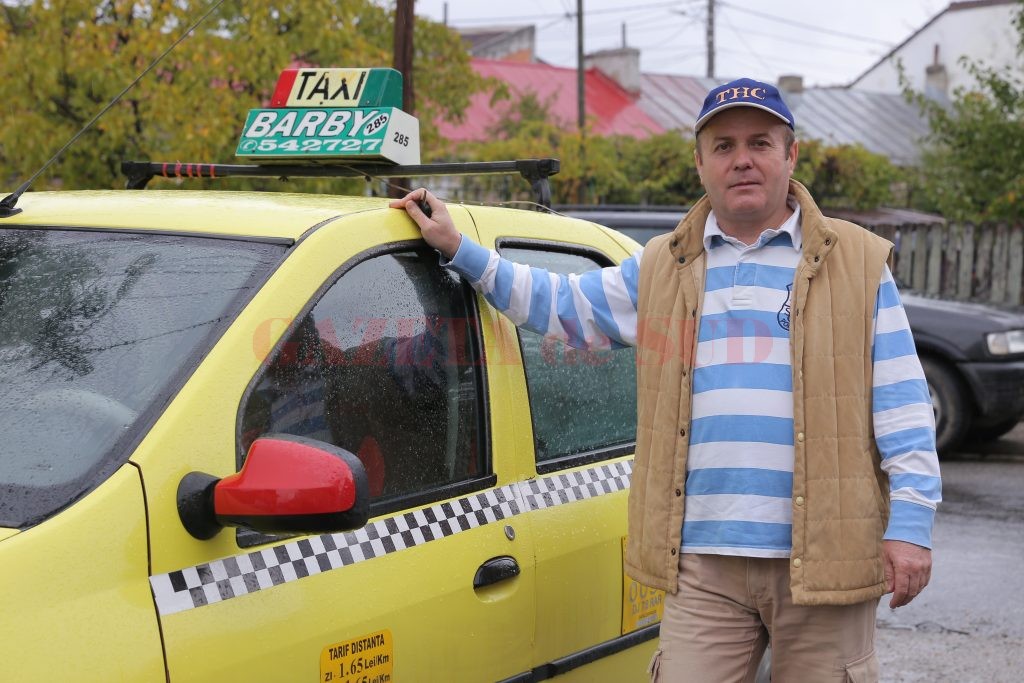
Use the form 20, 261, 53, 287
694, 107, 798, 230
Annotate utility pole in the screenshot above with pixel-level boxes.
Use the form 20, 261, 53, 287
576, 0, 586, 203
391, 0, 415, 198
394, 0, 415, 115
706, 0, 715, 79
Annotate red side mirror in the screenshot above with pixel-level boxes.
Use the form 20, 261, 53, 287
177, 435, 369, 540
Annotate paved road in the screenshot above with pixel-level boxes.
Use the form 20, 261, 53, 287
876, 423, 1024, 682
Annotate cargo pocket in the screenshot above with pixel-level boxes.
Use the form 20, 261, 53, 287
843, 650, 879, 683
647, 649, 664, 682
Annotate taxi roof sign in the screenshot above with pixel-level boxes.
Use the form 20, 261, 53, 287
239, 66, 418, 165
270, 68, 402, 109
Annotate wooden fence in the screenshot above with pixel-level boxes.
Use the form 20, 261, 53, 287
869, 222, 1024, 306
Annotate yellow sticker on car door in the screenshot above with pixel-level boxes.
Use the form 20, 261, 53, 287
320, 629, 393, 683
621, 537, 665, 634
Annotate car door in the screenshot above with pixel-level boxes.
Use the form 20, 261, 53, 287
135, 206, 536, 682
470, 208, 661, 680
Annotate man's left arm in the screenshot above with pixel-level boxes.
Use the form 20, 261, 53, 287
870, 265, 943, 608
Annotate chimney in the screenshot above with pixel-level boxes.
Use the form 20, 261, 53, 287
585, 47, 641, 96
777, 74, 804, 95
925, 44, 949, 101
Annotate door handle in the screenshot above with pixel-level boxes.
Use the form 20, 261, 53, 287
473, 556, 520, 589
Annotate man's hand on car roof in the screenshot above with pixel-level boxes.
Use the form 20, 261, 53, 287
390, 189, 462, 260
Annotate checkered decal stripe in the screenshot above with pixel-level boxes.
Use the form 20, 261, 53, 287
519, 460, 632, 512
151, 484, 520, 615
151, 460, 633, 616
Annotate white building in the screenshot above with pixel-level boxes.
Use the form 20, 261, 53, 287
851, 0, 1020, 98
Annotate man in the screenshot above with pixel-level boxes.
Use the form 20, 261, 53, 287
391, 78, 940, 682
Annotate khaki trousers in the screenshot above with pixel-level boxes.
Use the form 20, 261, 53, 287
649, 553, 879, 682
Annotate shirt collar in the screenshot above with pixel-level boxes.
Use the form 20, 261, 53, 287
703, 196, 802, 252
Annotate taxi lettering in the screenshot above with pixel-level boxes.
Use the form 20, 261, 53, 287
294, 70, 367, 105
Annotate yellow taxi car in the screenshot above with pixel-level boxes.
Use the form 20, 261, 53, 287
0, 187, 661, 681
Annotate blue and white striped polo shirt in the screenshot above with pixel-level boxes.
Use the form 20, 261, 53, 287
444, 205, 941, 554
683, 206, 803, 556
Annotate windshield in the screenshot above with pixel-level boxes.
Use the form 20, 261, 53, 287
0, 228, 285, 527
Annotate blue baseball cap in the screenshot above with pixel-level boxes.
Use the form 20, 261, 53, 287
694, 78, 795, 133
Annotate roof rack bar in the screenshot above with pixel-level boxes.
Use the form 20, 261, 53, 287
120, 158, 560, 208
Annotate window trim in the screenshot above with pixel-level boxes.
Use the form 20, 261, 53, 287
369, 473, 498, 518
495, 238, 638, 475
234, 240, 493, 543
535, 444, 636, 476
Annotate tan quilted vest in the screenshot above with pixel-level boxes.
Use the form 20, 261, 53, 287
625, 180, 894, 606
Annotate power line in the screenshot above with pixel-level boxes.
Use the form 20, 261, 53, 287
716, 46, 870, 79
723, 22, 887, 57
534, 13, 572, 34
586, 9, 694, 40
587, 8, 675, 33
721, 10, 771, 74
645, 46, 707, 59
439, 1, 697, 25
718, 0, 892, 46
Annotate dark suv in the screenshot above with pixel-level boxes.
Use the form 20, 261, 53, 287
564, 206, 1024, 454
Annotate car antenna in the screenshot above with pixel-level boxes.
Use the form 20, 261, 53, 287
0, 0, 231, 219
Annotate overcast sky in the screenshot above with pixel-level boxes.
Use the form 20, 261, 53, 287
413, 0, 952, 87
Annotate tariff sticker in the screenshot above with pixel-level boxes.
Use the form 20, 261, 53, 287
621, 537, 664, 634
320, 629, 393, 683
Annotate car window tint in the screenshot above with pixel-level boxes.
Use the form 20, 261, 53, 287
500, 247, 637, 468
0, 228, 283, 527
240, 249, 484, 509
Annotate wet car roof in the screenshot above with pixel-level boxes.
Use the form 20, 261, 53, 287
7, 190, 393, 240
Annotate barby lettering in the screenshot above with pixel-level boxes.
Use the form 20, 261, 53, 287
245, 109, 382, 139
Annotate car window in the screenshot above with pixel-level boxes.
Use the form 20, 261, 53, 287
0, 228, 284, 527
616, 227, 670, 246
500, 246, 637, 471
239, 247, 486, 516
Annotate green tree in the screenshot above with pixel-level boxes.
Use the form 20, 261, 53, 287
609, 131, 702, 206
793, 139, 899, 211
903, 0, 1024, 222
0, 0, 483, 192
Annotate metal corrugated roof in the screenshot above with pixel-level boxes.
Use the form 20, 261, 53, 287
636, 73, 930, 165
440, 61, 930, 164
436, 58, 664, 141
792, 89, 928, 166
635, 73, 718, 131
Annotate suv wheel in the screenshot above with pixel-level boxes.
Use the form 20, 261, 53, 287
921, 357, 970, 454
